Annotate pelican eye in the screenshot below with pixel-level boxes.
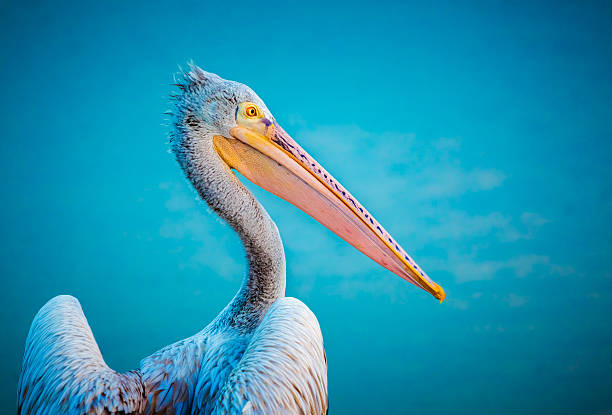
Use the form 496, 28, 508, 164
245, 105, 258, 118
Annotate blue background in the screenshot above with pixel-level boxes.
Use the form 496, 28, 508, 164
1, 1, 611, 413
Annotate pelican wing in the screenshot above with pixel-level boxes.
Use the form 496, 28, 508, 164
17, 295, 146, 414
211, 297, 328, 415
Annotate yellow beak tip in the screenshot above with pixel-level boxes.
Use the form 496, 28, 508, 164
435, 284, 445, 303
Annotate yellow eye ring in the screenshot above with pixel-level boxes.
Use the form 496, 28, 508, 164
246, 105, 258, 118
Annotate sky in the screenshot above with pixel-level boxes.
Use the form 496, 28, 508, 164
0, 1, 611, 413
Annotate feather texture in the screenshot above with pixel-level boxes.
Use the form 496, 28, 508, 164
18, 296, 327, 415
140, 334, 206, 414
17, 295, 146, 414
211, 297, 327, 415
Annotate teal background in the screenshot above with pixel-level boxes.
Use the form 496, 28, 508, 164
1, 1, 611, 413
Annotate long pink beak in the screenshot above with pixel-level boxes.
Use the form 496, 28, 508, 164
212, 122, 444, 302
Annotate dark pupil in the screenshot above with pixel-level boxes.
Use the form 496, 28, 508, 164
248, 107, 256, 116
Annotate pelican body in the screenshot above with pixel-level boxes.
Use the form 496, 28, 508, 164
17, 67, 444, 414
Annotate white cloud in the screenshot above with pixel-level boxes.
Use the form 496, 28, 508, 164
521, 212, 549, 228
505, 293, 529, 308
296, 125, 505, 203
426, 211, 511, 240
421, 210, 550, 244
433, 137, 461, 151
412, 166, 506, 199
427, 253, 573, 283
158, 181, 243, 281
448, 298, 469, 310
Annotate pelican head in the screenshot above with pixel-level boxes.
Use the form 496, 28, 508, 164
171, 66, 444, 302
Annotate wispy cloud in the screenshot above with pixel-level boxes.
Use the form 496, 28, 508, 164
427, 253, 573, 283
505, 293, 529, 308
426, 211, 516, 241
158, 181, 243, 281
295, 126, 505, 203
411, 166, 506, 199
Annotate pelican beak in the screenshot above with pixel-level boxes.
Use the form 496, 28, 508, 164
213, 121, 444, 302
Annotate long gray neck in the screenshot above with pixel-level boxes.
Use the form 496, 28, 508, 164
176, 130, 286, 331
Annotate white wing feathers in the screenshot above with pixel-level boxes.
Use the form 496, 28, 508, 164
211, 297, 328, 415
18, 296, 328, 415
17, 295, 146, 415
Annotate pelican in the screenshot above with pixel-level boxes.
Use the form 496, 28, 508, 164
17, 66, 444, 415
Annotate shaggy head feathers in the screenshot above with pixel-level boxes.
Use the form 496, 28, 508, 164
169, 65, 273, 151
